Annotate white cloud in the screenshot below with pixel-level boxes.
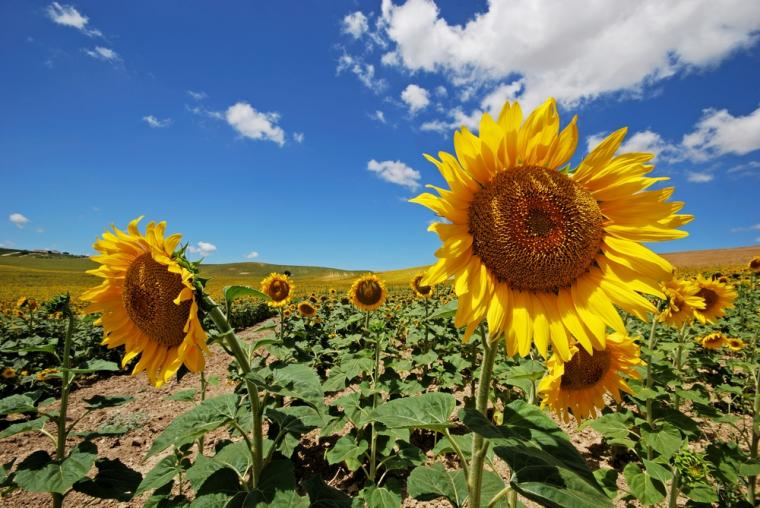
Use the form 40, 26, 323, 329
187, 241, 217, 257
337, 53, 387, 93
367, 159, 421, 190
46, 2, 101, 37
343, 11, 369, 39
84, 46, 120, 62
293, 132, 305, 143
435, 85, 447, 97
9, 213, 30, 228
420, 120, 449, 133
401, 84, 430, 114
245, 251, 260, 259
35, 228, 45, 233
731, 223, 760, 233
381, 51, 401, 66
370, 110, 387, 123
142, 115, 171, 128
586, 129, 678, 160
187, 90, 207, 101
378, 0, 760, 108
681, 104, 760, 161
225, 102, 286, 146
686, 171, 714, 183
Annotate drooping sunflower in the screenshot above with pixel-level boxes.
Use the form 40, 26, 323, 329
698, 332, 726, 350
726, 337, 746, 351
659, 277, 705, 328
538, 333, 643, 423
348, 274, 388, 312
749, 256, 760, 272
298, 301, 318, 318
410, 274, 434, 299
260, 273, 295, 308
692, 274, 736, 324
411, 98, 691, 360
82, 217, 208, 387
1, 367, 16, 379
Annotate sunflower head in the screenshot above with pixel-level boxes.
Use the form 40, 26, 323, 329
538, 333, 643, 423
410, 274, 434, 299
35, 368, 60, 382
298, 301, 317, 318
749, 256, 760, 272
692, 274, 736, 324
726, 337, 746, 351
2, 367, 16, 379
260, 273, 295, 308
348, 274, 388, 312
82, 217, 208, 387
16, 297, 28, 309
412, 97, 691, 360
659, 277, 705, 328
697, 332, 726, 350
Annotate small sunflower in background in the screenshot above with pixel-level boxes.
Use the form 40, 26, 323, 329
660, 277, 705, 327
725, 337, 746, 351
692, 274, 736, 324
329, 288, 337, 297
697, 332, 726, 350
298, 301, 318, 318
260, 273, 295, 308
16, 296, 28, 309
1, 367, 16, 379
35, 368, 60, 382
412, 97, 691, 360
538, 333, 643, 423
82, 217, 208, 387
348, 274, 387, 312
410, 274, 434, 299
749, 256, 760, 272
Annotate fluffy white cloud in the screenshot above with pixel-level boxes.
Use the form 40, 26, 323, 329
225, 102, 286, 146
686, 171, 714, 183
46, 2, 101, 37
401, 84, 430, 114
343, 11, 369, 39
84, 46, 120, 62
337, 53, 386, 93
187, 90, 207, 101
9, 213, 30, 228
245, 251, 260, 259
681, 105, 760, 161
731, 224, 760, 233
293, 132, 305, 143
188, 241, 217, 257
370, 110, 387, 123
367, 159, 421, 190
378, 0, 760, 108
142, 115, 171, 128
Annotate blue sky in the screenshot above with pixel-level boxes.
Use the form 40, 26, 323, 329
1, 1, 760, 270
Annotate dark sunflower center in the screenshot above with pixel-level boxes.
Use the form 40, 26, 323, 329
468, 166, 604, 292
299, 303, 316, 316
356, 280, 383, 306
560, 348, 611, 390
269, 280, 290, 301
695, 288, 718, 312
123, 253, 190, 347
413, 276, 432, 295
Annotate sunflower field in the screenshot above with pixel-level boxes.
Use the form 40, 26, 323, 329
1, 99, 760, 508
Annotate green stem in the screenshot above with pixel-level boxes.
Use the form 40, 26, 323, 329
673, 323, 688, 410
645, 310, 659, 461
749, 366, 760, 505
668, 470, 680, 508
423, 298, 429, 349
204, 296, 263, 488
468, 337, 499, 508
52, 304, 76, 508
444, 429, 469, 477
197, 371, 208, 456
369, 312, 381, 483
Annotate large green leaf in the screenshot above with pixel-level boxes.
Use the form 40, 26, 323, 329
426, 300, 458, 321
223, 285, 268, 304
14, 441, 98, 494
147, 394, 239, 457
0, 394, 37, 415
69, 359, 120, 373
325, 435, 367, 472
623, 463, 666, 505
640, 423, 682, 460
364, 478, 403, 508
407, 463, 467, 506
304, 476, 352, 508
370, 392, 456, 430
135, 455, 181, 495
264, 363, 325, 412
0, 416, 48, 438
82, 395, 134, 410
74, 458, 142, 501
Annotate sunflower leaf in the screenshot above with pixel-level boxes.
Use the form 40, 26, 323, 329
369, 392, 456, 431
223, 285, 268, 305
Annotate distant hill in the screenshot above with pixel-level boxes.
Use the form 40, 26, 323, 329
661, 245, 760, 271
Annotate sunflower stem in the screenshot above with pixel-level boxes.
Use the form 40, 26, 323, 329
52, 296, 75, 508
672, 323, 689, 411
468, 335, 499, 508
645, 310, 659, 461
749, 365, 760, 505
369, 312, 381, 483
204, 296, 264, 488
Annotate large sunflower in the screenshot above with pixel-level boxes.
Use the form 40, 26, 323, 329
692, 274, 736, 324
538, 333, 643, 422
659, 277, 705, 328
261, 273, 295, 308
348, 274, 388, 312
411, 98, 691, 360
82, 217, 208, 387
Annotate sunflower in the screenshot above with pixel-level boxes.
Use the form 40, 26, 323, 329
298, 301, 318, 318
410, 274, 434, 299
698, 332, 726, 350
348, 274, 388, 312
725, 337, 746, 351
82, 217, 208, 387
749, 256, 760, 272
260, 273, 295, 308
659, 277, 705, 328
1, 367, 16, 379
411, 98, 691, 360
692, 274, 736, 324
538, 333, 643, 422
35, 368, 60, 382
